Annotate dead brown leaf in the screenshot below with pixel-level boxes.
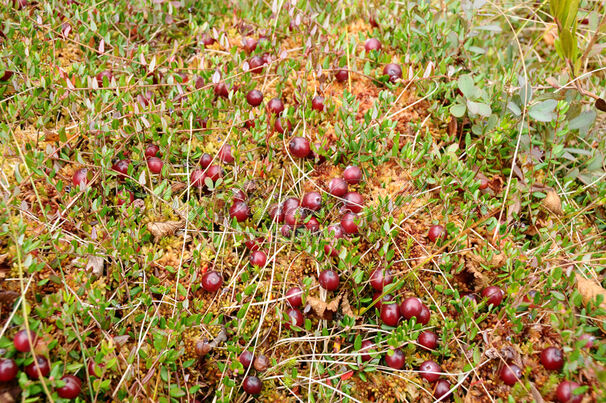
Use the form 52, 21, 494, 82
0, 290, 20, 304
542, 188, 563, 215
341, 293, 359, 318
86, 255, 104, 276
306, 294, 341, 318
576, 273, 606, 333
147, 220, 184, 240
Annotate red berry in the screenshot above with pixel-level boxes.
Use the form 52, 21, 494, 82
319, 270, 340, 291
283, 197, 300, 212
242, 375, 262, 395
428, 225, 446, 242
364, 38, 382, 51
304, 216, 320, 232
418, 304, 431, 325
370, 269, 393, 291
380, 303, 401, 327
219, 145, 234, 164
201, 271, 223, 292
0, 359, 18, 382
190, 169, 205, 188
112, 159, 130, 177
419, 360, 441, 383
230, 201, 250, 222
360, 340, 374, 362
116, 189, 134, 206
343, 192, 364, 213
267, 98, 285, 115
284, 208, 303, 226
499, 363, 522, 386
269, 204, 284, 223
311, 96, 325, 112
14, 329, 37, 352
289, 137, 310, 158
301, 192, 322, 211
372, 292, 394, 307
205, 165, 223, 183
253, 355, 270, 372
342, 165, 362, 184
147, 157, 163, 174
280, 225, 293, 237
96, 70, 113, 87
239, 350, 254, 368
72, 168, 89, 187
274, 117, 292, 134
540, 346, 564, 371
328, 177, 348, 197
145, 144, 160, 158
87, 360, 105, 377
250, 250, 267, 267
385, 348, 405, 369
246, 89, 263, 107
340, 212, 359, 234
232, 189, 247, 202
482, 286, 504, 307
479, 177, 489, 190
434, 379, 452, 400
249, 56, 264, 73
201, 33, 215, 46
24, 356, 50, 379
243, 37, 258, 54
286, 287, 303, 307
418, 331, 438, 350
214, 82, 229, 98
556, 380, 583, 403
57, 375, 82, 399
335, 68, 348, 82
383, 63, 402, 82
400, 297, 423, 320
200, 153, 212, 168
285, 308, 304, 329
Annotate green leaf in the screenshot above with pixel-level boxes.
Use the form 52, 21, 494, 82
354, 335, 362, 351
529, 99, 557, 122
457, 75, 475, 99
450, 103, 466, 118
568, 110, 596, 130
507, 101, 521, 116
466, 100, 492, 117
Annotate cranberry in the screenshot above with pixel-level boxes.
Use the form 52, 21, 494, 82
253, 355, 269, 372
400, 297, 423, 320
340, 212, 359, 234
579, 333, 596, 349
249, 56, 264, 73
283, 197, 300, 212
0, 359, 18, 382
201, 33, 215, 46
383, 63, 402, 82
147, 157, 163, 174
372, 292, 394, 307
342, 165, 362, 184
190, 169, 205, 188
87, 360, 105, 377
25, 356, 50, 379
304, 216, 320, 232
540, 346, 564, 371
434, 379, 452, 400
14, 329, 37, 352
301, 192, 322, 211
280, 224, 293, 237
145, 144, 160, 158
72, 168, 89, 187
195, 77, 205, 89
242, 375, 262, 395
428, 225, 446, 242
199, 153, 212, 168
230, 201, 250, 222
284, 208, 303, 226
418, 304, 431, 325
243, 37, 258, 54
239, 350, 254, 368
57, 375, 82, 399
232, 189, 247, 202
267, 98, 285, 115
343, 192, 364, 213
385, 348, 405, 369
246, 89, 263, 107
289, 137, 310, 158
370, 269, 393, 291
261, 52, 271, 64
369, 14, 378, 27
250, 250, 267, 267
269, 204, 284, 223
112, 159, 130, 177
556, 380, 583, 403
360, 340, 374, 362
328, 178, 348, 197
286, 287, 303, 307
380, 302, 401, 327
311, 96, 325, 112
116, 189, 134, 205
285, 308, 304, 329
364, 38, 382, 51
201, 271, 223, 292
419, 360, 441, 383
274, 117, 292, 134
214, 82, 229, 98
479, 177, 489, 190
418, 331, 438, 350
499, 363, 522, 386
319, 270, 340, 291
205, 165, 223, 183
219, 145, 234, 163
96, 70, 113, 87
335, 68, 348, 82
482, 286, 504, 307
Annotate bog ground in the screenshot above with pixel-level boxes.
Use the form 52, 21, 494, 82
0, 0, 605, 402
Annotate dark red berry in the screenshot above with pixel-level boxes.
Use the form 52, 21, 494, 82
419, 360, 441, 383
370, 269, 393, 291
286, 287, 303, 307
340, 212, 359, 234
434, 379, 452, 400
147, 157, 163, 174
96, 70, 113, 87
0, 359, 18, 382
482, 286, 504, 307
499, 363, 522, 386
14, 329, 37, 352
242, 375, 262, 395
328, 177, 348, 197
72, 168, 89, 187
380, 302, 401, 327
285, 308, 304, 329
284, 208, 303, 226
319, 270, 340, 291
57, 375, 82, 399
219, 145, 234, 163
269, 204, 284, 223
239, 350, 254, 368
343, 192, 364, 213
205, 165, 223, 183
200, 153, 212, 168
87, 360, 104, 377
428, 225, 446, 242
243, 37, 258, 54
556, 380, 583, 403
190, 169, 205, 188
274, 117, 292, 134
201, 33, 215, 46
385, 348, 405, 369
267, 98, 285, 115
289, 137, 310, 158
383, 63, 402, 82
249, 56, 264, 73
283, 197, 300, 212
280, 224, 293, 237
418, 331, 438, 350
360, 340, 374, 362
372, 292, 394, 307
246, 89, 263, 107
418, 304, 431, 325
116, 189, 134, 205
201, 271, 223, 292
214, 82, 229, 98
253, 355, 269, 372
301, 192, 322, 211
250, 250, 267, 267
540, 346, 564, 371
145, 144, 160, 158
230, 201, 250, 222
232, 189, 247, 202
311, 96, 325, 112
25, 356, 50, 379
400, 297, 423, 320
342, 166, 362, 185
304, 216, 320, 232
112, 159, 130, 177
364, 38, 381, 51
335, 68, 348, 82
